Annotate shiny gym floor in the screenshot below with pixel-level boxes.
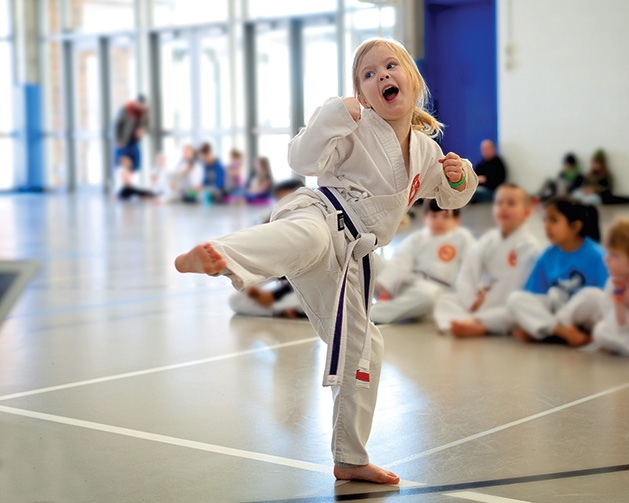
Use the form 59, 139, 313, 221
1, 192, 628, 502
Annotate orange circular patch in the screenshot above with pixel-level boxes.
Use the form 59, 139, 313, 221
438, 244, 456, 262
407, 174, 421, 206
508, 250, 517, 267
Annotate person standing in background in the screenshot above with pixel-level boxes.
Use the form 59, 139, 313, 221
471, 139, 506, 203
114, 95, 148, 171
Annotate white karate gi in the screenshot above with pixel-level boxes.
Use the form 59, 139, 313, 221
208, 97, 477, 465
508, 286, 606, 340
434, 226, 540, 334
592, 281, 629, 355
372, 227, 475, 324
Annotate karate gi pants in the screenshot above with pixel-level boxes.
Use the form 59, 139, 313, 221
210, 204, 384, 466
433, 293, 514, 335
371, 279, 444, 324
594, 321, 629, 356
507, 287, 605, 340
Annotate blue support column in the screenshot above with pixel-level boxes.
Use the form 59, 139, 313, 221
14, 84, 45, 192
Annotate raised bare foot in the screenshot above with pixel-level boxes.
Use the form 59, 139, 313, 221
562, 325, 592, 347
334, 463, 400, 485
512, 328, 535, 343
174, 243, 227, 275
450, 319, 488, 338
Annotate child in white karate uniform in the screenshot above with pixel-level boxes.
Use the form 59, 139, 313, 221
174, 38, 477, 484
508, 197, 608, 346
434, 184, 540, 337
592, 219, 629, 355
372, 200, 474, 324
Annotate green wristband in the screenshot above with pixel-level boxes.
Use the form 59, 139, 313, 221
448, 172, 466, 188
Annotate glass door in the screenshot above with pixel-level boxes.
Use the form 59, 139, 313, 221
199, 30, 235, 160
74, 38, 102, 189
159, 32, 193, 166
255, 22, 292, 182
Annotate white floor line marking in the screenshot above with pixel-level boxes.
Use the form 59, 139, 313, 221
0, 337, 319, 403
445, 491, 534, 503
386, 381, 629, 469
0, 404, 333, 474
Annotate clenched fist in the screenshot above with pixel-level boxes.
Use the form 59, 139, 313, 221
439, 152, 465, 186
342, 97, 362, 122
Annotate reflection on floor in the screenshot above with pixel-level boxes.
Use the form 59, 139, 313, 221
0, 192, 628, 502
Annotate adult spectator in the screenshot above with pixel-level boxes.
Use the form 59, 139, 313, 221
114, 95, 148, 171
471, 139, 507, 203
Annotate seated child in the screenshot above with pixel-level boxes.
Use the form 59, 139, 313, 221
371, 199, 474, 324
434, 184, 540, 337
114, 155, 156, 200
229, 277, 305, 319
592, 218, 629, 355
507, 197, 608, 346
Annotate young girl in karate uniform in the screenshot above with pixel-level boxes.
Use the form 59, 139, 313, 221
592, 219, 629, 355
175, 38, 477, 484
507, 197, 608, 346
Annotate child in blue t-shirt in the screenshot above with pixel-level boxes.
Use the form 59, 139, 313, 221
507, 197, 608, 346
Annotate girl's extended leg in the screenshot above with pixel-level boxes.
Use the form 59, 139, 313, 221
175, 206, 333, 290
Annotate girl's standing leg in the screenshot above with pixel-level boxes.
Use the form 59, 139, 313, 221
329, 260, 398, 484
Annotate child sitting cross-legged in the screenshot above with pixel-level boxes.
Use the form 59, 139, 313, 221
434, 184, 541, 337
371, 200, 474, 324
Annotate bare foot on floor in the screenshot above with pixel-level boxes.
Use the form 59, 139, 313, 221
174, 243, 227, 275
450, 319, 488, 338
560, 325, 592, 347
512, 328, 535, 343
334, 464, 400, 485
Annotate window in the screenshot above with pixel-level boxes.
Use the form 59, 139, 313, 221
153, 0, 228, 27
68, 0, 135, 34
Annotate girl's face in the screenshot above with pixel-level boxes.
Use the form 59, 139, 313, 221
543, 204, 582, 245
605, 248, 629, 278
356, 45, 415, 124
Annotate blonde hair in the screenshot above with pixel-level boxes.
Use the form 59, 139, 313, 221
351, 38, 443, 138
606, 218, 629, 257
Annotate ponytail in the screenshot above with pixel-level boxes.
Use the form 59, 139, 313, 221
411, 107, 443, 138
545, 197, 601, 242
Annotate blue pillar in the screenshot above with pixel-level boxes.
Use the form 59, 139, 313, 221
14, 84, 45, 192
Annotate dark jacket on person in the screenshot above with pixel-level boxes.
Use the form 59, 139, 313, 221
474, 156, 507, 191
115, 103, 148, 147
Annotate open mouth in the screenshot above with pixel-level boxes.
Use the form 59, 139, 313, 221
382, 85, 399, 102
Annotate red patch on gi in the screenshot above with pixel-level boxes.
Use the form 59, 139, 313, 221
438, 244, 456, 262
407, 174, 421, 206
508, 250, 517, 267
356, 370, 370, 383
